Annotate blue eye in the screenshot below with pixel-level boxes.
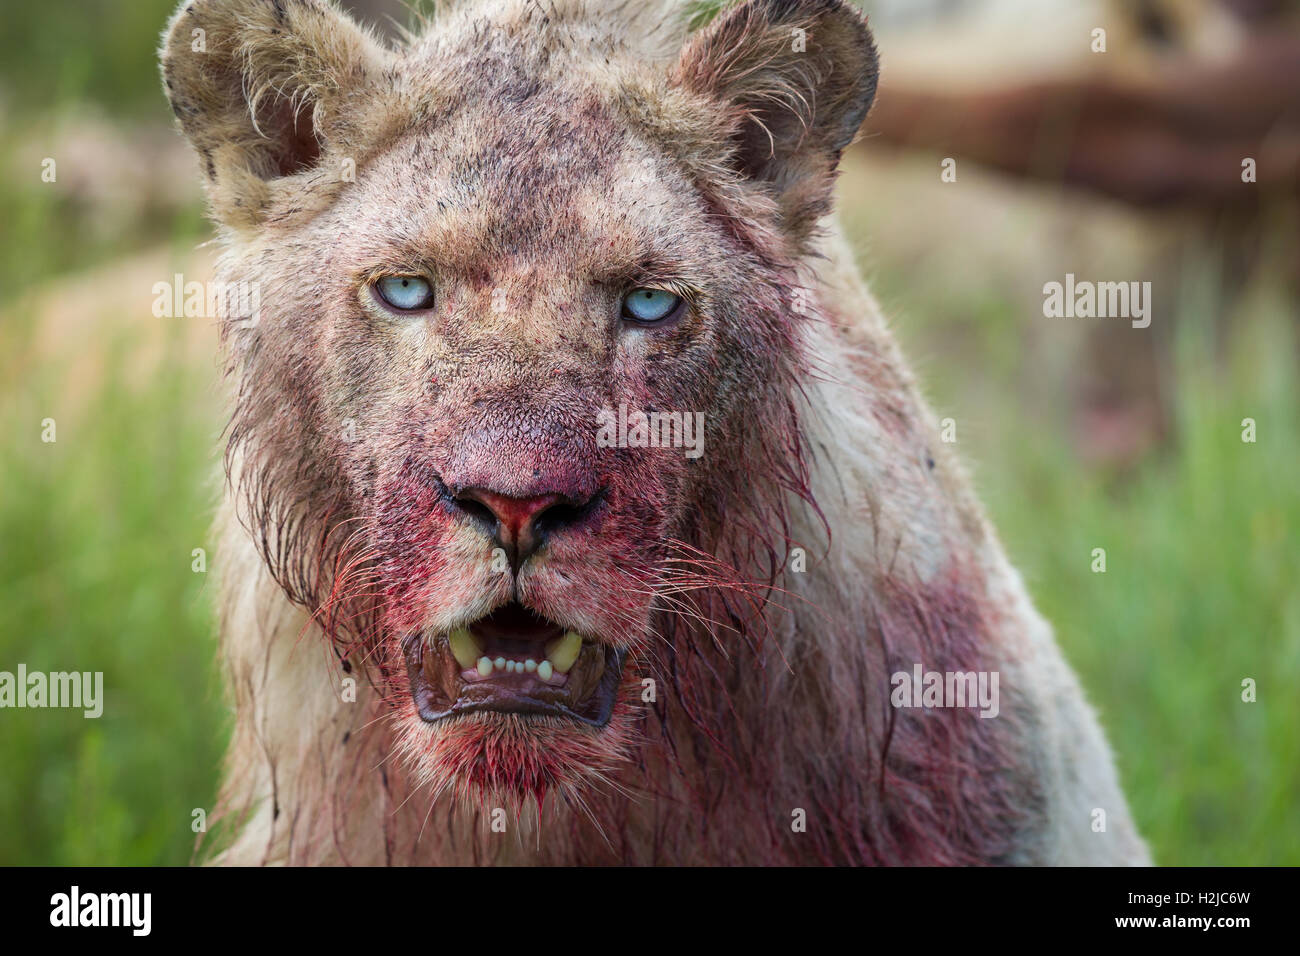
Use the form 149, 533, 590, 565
622, 288, 683, 324
375, 275, 434, 311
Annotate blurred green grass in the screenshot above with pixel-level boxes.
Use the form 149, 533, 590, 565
0, 0, 219, 866
0, 0, 180, 120
986, 294, 1300, 865
0, 324, 225, 865
0, 0, 1296, 866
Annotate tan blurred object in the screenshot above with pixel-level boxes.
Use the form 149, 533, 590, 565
862, 0, 1300, 468
867, 0, 1300, 207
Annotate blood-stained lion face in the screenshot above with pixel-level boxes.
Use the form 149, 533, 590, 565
162, 0, 876, 808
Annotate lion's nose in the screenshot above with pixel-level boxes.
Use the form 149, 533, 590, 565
451, 487, 595, 570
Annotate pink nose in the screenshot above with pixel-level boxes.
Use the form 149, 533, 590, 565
452, 488, 588, 569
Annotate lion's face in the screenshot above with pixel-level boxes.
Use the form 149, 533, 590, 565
165, 0, 875, 808
318, 105, 753, 794
272, 81, 798, 801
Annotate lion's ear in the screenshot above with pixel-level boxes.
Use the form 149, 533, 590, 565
159, 0, 392, 229
672, 0, 879, 242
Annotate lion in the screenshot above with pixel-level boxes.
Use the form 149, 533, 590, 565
160, 0, 1150, 864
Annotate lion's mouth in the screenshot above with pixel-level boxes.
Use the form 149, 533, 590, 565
403, 602, 625, 727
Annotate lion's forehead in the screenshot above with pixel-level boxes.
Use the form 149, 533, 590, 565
329, 49, 714, 271
357, 138, 700, 269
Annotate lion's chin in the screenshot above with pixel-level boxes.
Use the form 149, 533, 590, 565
402, 601, 627, 727
404, 709, 631, 805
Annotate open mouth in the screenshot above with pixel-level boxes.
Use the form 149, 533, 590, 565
403, 602, 626, 727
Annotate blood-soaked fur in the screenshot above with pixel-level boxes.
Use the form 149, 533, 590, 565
160, 0, 1149, 864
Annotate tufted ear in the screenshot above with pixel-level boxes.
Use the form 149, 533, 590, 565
671, 0, 879, 243
159, 0, 393, 229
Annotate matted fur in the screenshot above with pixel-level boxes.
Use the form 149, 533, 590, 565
161, 0, 1149, 864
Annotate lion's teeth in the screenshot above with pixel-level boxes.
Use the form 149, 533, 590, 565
463, 636, 580, 682
545, 631, 583, 673
449, 628, 481, 669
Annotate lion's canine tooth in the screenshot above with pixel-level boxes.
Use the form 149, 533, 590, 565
476, 657, 493, 677
546, 631, 583, 673
449, 627, 481, 669
537, 660, 553, 681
